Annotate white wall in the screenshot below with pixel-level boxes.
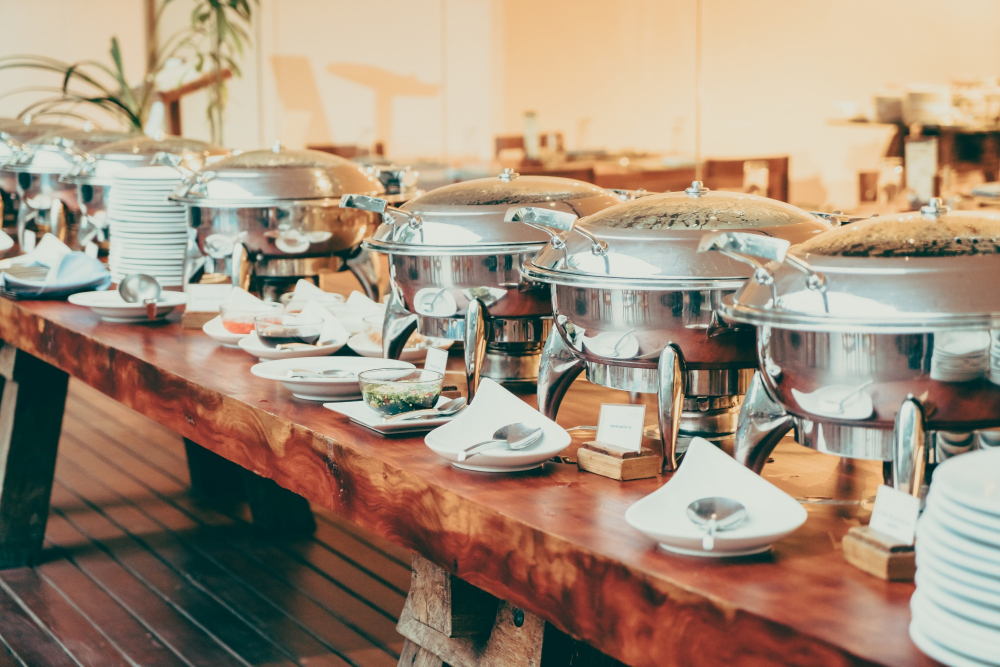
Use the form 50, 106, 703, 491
4, 0, 1000, 208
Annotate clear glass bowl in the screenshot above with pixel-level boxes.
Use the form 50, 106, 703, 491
220, 302, 281, 334
358, 368, 444, 416
253, 313, 324, 348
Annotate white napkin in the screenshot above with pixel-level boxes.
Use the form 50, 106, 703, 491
0, 232, 12, 252
329, 290, 386, 334
285, 279, 345, 311
227, 287, 265, 308
0, 233, 71, 270
300, 299, 350, 344
426, 378, 569, 453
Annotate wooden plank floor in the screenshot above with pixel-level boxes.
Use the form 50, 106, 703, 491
0, 380, 412, 667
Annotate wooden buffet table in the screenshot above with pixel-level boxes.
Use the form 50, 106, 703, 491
0, 298, 932, 667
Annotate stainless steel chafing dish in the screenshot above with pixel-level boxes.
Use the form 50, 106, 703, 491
62, 135, 228, 251
0, 119, 74, 232
511, 182, 832, 470
341, 169, 622, 397
699, 198, 1000, 496
170, 143, 388, 301
2, 126, 135, 250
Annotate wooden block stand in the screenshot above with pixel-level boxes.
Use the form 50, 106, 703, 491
577, 442, 659, 481
397, 555, 625, 667
842, 526, 916, 582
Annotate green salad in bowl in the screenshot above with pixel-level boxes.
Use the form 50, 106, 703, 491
358, 369, 444, 416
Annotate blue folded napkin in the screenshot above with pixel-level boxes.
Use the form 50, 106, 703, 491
1, 248, 111, 300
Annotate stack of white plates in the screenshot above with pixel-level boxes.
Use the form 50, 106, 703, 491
107, 166, 187, 287
930, 331, 989, 383
911, 448, 1000, 666
989, 330, 1000, 385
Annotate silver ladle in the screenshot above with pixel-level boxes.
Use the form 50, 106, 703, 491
118, 273, 162, 321
686, 497, 748, 551
456, 422, 543, 462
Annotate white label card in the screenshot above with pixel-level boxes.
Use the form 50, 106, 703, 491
595, 403, 646, 453
424, 347, 449, 376
869, 485, 921, 546
185, 284, 234, 313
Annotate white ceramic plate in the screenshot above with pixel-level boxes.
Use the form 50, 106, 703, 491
327, 396, 460, 433
424, 378, 569, 472
923, 499, 1000, 549
916, 570, 1000, 628
909, 620, 993, 667
110, 223, 188, 233
931, 448, 1000, 516
625, 438, 807, 557
202, 316, 247, 348
911, 588, 1000, 663
252, 356, 414, 401
67, 290, 187, 323
915, 518, 1000, 580
238, 332, 347, 361
347, 332, 454, 362
916, 551, 1000, 609
930, 490, 1000, 533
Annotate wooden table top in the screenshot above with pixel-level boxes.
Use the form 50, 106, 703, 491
0, 298, 931, 667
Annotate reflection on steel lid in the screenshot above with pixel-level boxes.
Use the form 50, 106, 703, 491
64, 135, 229, 185
4, 127, 136, 174
409, 173, 609, 208
796, 201, 1000, 257
171, 143, 385, 205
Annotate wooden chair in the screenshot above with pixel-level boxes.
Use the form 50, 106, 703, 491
703, 156, 790, 202
494, 132, 565, 157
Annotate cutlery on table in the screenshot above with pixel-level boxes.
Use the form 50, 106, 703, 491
456, 422, 544, 462
686, 497, 748, 551
286, 368, 357, 379
383, 397, 467, 423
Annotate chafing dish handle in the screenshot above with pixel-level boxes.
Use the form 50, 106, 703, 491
698, 231, 830, 313
341, 194, 423, 242
504, 206, 608, 256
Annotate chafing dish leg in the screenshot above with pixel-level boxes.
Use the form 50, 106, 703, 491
345, 247, 381, 301
465, 297, 490, 400
536, 328, 584, 420
383, 292, 417, 360
734, 371, 794, 473
657, 343, 686, 472
892, 397, 927, 498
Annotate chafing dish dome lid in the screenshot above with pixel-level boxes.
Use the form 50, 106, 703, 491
523, 182, 831, 289
0, 121, 77, 160
362, 170, 621, 253
709, 200, 1000, 331
63, 135, 229, 185
4, 127, 136, 174
170, 143, 384, 207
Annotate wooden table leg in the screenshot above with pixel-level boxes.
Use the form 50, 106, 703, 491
396, 554, 626, 667
0, 345, 68, 568
184, 438, 316, 535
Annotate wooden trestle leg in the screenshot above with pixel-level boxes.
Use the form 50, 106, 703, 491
0, 344, 68, 568
397, 554, 626, 667
184, 437, 316, 535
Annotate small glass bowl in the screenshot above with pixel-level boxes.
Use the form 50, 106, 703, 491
254, 313, 324, 348
220, 302, 281, 334
358, 368, 444, 416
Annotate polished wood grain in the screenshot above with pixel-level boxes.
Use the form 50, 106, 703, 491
0, 298, 932, 667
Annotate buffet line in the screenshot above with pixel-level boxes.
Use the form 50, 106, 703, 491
3, 117, 1000, 665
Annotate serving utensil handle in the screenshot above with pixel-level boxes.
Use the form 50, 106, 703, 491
383, 408, 441, 423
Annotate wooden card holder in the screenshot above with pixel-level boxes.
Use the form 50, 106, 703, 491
842, 525, 915, 582
577, 441, 660, 481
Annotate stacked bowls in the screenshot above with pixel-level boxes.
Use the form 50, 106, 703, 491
911, 448, 1000, 666
108, 166, 187, 287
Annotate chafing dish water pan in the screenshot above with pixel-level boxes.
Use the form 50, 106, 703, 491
342, 170, 622, 397
699, 198, 1000, 496
513, 182, 833, 471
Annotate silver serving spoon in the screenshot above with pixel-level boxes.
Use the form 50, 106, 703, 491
287, 368, 357, 379
686, 497, 748, 551
118, 273, 162, 320
383, 397, 467, 423
456, 423, 543, 462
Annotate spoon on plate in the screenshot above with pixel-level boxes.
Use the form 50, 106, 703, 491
686, 497, 747, 551
118, 273, 161, 320
456, 422, 543, 462
287, 368, 357, 379
383, 397, 467, 423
